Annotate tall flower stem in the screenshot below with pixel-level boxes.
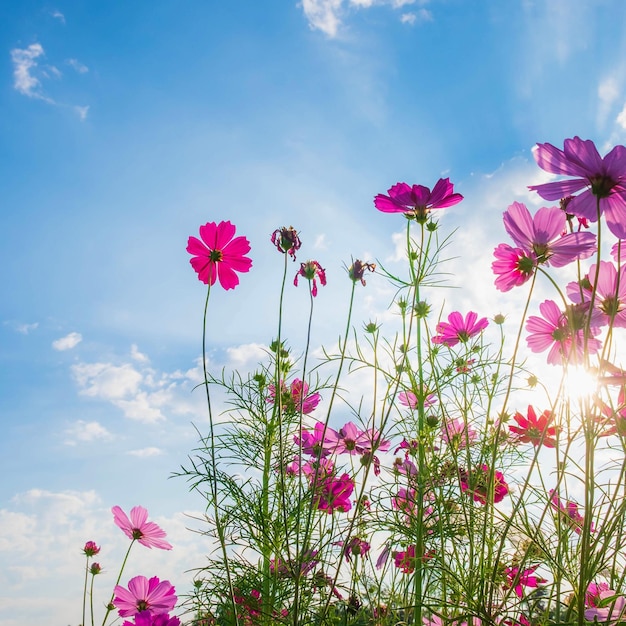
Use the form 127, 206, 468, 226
100, 540, 135, 626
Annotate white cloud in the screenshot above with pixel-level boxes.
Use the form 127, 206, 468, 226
400, 12, 417, 24
4, 321, 39, 334
115, 390, 166, 422
67, 58, 88, 73
10, 44, 52, 102
63, 420, 113, 445
131, 343, 150, 363
225, 342, 268, 367
313, 233, 328, 250
74, 104, 89, 120
72, 362, 143, 399
616, 102, 626, 130
301, 0, 343, 37
50, 10, 65, 23
598, 76, 621, 129
52, 331, 82, 351
128, 446, 163, 457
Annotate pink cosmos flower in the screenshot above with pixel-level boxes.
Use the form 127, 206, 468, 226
123, 613, 181, 626
501, 201, 596, 268
294, 421, 338, 458
584, 589, 626, 624
113, 575, 177, 618
374, 178, 463, 220
567, 261, 626, 328
460, 465, 509, 505
525, 300, 602, 365
441, 418, 476, 449
315, 472, 354, 513
398, 390, 437, 409
187, 221, 252, 290
587, 582, 612, 608
324, 421, 390, 455
529, 137, 626, 239
431, 311, 489, 347
294, 260, 327, 297
343, 536, 370, 561
509, 405, 559, 448
503, 565, 546, 598
112, 506, 172, 550
550, 490, 595, 534
268, 378, 321, 415
492, 243, 537, 292
393, 545, 417, 573
83, 540, 100, 556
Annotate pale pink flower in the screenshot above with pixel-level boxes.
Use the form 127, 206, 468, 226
492, 243, 537, 292
584, 589, 626, 623
501, 201, 596, 267
187, 221, 252, 290
529, 137, 626, 239
113, 575, 176, 618
399, 390, 437, 409
441, 418, 476, 448
112, 506, 172, 550
432, 311, 488, 347
324, 421, 390, 455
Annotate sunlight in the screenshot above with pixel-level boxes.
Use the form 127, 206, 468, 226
563, 365, 599, 404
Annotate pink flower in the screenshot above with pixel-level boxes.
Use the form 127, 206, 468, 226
587, 582, 612, 608
295, 422, 338, 458
187, 221, 252, 290
294, 260, 327, 296
525, 299, 602, 365
584, 589, 626, 624
399, 390, 437, 410
441, 418, 476, 449
268, 378, 321, 415
568, 261, 626, 328
112, 506, 172, 550
432, 311, 488, 347
374, 178, 463, 220
393, 545, 417, 573
123, 613, 181, 626
529, 137, 626, 239
113, 575, 177, 618
501, 201, 596, 268
343, 536, 370, 561
509, 405, 559, 448
89, 562, 102, 575
83, 540, 100, 556
460, 465, 509, 505
271, 226, 301, 259
324, 421, 390, 455
503, 565, 546, 598
492, 243, 537, 292
348, 259, 376, 285
315, 472, 354, 513
550, 491, 595, 534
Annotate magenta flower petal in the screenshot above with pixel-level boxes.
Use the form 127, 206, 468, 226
432, 310, 488, 347
114, 575, 177, 618
187, 221, 252, 290
374, 178, 463, 218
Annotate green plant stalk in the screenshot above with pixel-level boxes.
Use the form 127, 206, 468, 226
101, 539, 135, 626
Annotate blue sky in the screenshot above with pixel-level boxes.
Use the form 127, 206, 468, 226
3, 1, 626, 623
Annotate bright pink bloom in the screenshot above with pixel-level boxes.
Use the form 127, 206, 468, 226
324, 421, 390, 455
393, 487, 417, 517
525, 300, 602, 365
315, 472, 354, 513
503, 565, 546, 598
83, 540, 100, 557
587, 582, 612, 608
295, 422, 338, 458
509, 405, 559, 448
568, 261, 626, 328
492, 243, 537, 292
529, 137, 626, 239
374, 178, 463, 220
268, 378, 321, 415
187, 221, 252, 290
432, 311, 488, 347
550, 490, 595, 534
501, 201, 596, 268
123, 613, 181, 626
301, 456, 335, 482
393, 545, 417, 573
113, 575, 177, 618
294, 260, 326, 296
460, 465, 509, 505
112, 506, 172, 550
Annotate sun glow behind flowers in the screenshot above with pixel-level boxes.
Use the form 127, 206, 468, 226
563, 365, 599, 405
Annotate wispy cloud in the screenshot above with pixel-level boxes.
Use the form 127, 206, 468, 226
128, 446, 163, 457
50, 10, 65, 24
63, 420, 114, 445
4, 320, 39, 334
52, 331, 82, 351
67, 58, 89, 74
10, 44, 53, 102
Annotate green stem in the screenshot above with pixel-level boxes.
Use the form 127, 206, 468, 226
101, 540, 135, 626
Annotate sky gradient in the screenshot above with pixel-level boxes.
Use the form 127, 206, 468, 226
3, 1, 626, 624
